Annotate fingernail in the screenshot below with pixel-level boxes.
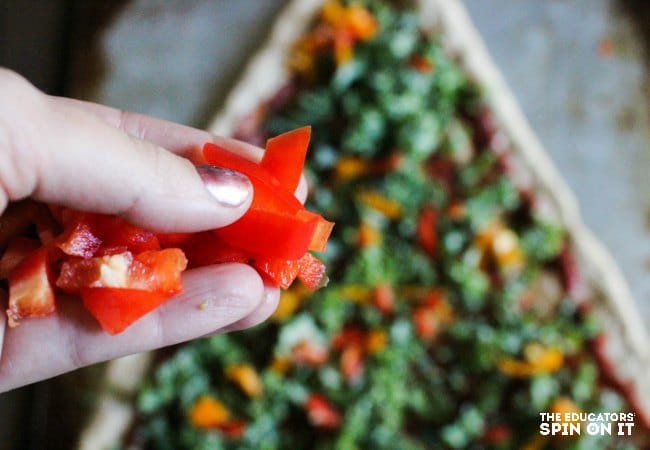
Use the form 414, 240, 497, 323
196, 165, 252, 208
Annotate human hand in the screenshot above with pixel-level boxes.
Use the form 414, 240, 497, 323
0, 69, 307, 391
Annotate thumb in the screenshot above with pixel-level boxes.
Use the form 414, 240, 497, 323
0, 69, 252, 232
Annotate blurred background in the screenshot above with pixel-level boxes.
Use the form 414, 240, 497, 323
1, 0, 649, 448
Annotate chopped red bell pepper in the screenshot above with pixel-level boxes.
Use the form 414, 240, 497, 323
253, 252, 326, 290
56, 212, 160, 257
156, 232, 192, 247
1, 128, 333, 334
130, 249, 188, 294
56, 220, 102, 258
417, 206, 437, 255
253, 257, 302, 290
7, 247, 56, 327
220, 420, 247, 439
297, 209, 334, 253
296, 253, 327, 290
331, 327, 365, 350
340, 343, 364, 382
179, 232, 249, 268
0, 237, 41, 279
261, 126, 311, 193
217, 209, 319, 260
291, 340, 329, 366
203, 135, 333, 260
204, 144, 301, 212
57, 252, 133, 293
305, 394, 341, 430
56, 249, 187, 296
100, 216, 160, 254
372, 283, 395, 315
412, 306, 437, 342
81, 287, 169, 335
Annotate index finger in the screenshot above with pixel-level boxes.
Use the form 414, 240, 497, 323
52, 97, 309, 203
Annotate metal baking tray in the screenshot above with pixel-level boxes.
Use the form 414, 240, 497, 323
77, 1, 650, 448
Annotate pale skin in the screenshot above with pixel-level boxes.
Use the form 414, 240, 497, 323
0, 68, 308, 392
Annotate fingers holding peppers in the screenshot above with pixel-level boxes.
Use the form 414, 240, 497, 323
1, 127, 333, 335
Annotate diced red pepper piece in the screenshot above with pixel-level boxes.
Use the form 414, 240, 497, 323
220, 420, 246, 439
95, 215, 160, 254
340, 344, 364, 382
291, 340, 329, 366
412, 306, 438, 342
57, 252, 134, 293
296, 253, 327, 290
56, 212, 160, 257
81, 287, 169, 335
1, 129, 332, 334
305, 394, 341, 430
131, 249, 188, 295
180, 232, 248, 268
409, 54, 433, 73
217, 209, 319, 260
417, 206, 437, 255
203, 144, 302, 214
157, 232, 192, 247
203, 142, 332, 260
253, 252, 326, 290
7, 247, 56, 327
56, 220, 102, 258
95, 245, 129, 257
56, 249, 187, 295
0, 237, 41, 279
309, 218, 334, 252
253, 257, 302, 290
204, 143, 281, 188
298, 209, 334, 252
331, 326, 365, 350
261, 126, 311, 193
372, 283, 394, 315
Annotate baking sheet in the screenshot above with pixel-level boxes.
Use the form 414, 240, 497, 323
77, 1, 650, 448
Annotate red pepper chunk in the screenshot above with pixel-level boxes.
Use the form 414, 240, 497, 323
203, 144, 301, 213
130, 249, 188, 295
7, 247, 56, 327
81, 288, 169, 335
179, 232, 249, 268
203, 130, 333, 260
253, 252, 327, 290
56, 220, 102, 258
56, 211, 160, 258
340, 344, 364, 382
299, 209, 334, 253
217, 209, 319, 260
220, 420, 246, 439
261, 127, 311, 193
296, 253, 327, 290
305, 394, 341, 430
1, 128, 333, 334
0, 237, 41, 279
56, 249, 187, 296
417, 206, 437, 256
